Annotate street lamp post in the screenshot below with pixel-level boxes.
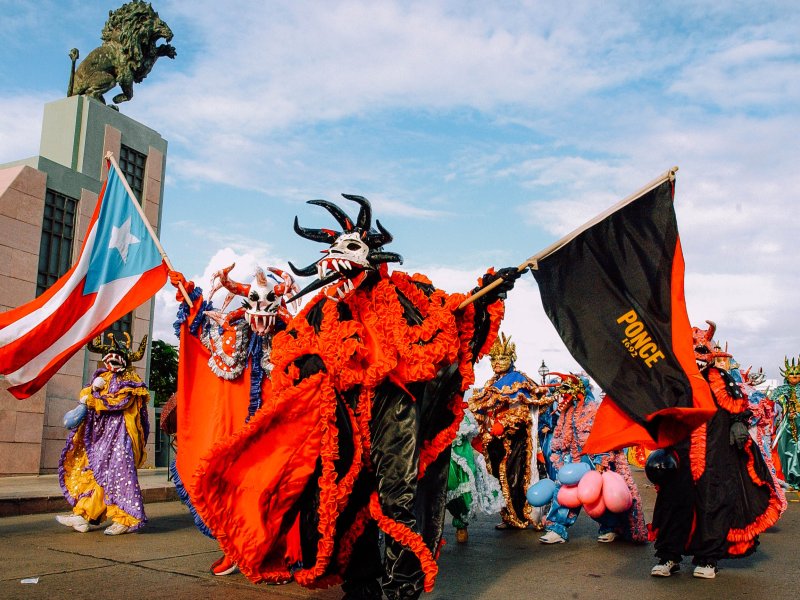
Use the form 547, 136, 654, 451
538, 360, 549, 385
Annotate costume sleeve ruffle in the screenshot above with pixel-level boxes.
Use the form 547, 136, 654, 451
191, 372, 329, 583
708, 368, 748, 414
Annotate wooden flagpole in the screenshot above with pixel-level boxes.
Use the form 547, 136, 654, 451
104, 151, 192, 305
458, 166, 679, 309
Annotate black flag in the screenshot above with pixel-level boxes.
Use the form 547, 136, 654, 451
531, 172, 715, 452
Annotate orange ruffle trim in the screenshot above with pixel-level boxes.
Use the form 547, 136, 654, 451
369, 493, 438, 592
204, 270, 504, 588
707, 369, 748, 414
726, 442, 784, 556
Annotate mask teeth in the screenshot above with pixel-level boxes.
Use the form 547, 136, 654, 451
246, 311, 276, 334
324, 278, 357, 302
319, 257, 360, 277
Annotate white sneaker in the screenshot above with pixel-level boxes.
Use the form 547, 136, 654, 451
539, 531, 566, 544
597, 531, 618, 543
693, 564, 717, 579
651, 560, 680, 577
55, 514, 90, 533
104, 522, 131, 536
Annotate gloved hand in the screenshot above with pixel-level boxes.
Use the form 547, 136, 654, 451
729, 420, 749, 449
473, 267, 522, 302
168, 270, 194, 302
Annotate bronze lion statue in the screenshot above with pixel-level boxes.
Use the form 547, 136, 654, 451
68, 0, 176, 105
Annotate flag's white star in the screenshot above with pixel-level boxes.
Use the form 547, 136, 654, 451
109, 217, 140, 263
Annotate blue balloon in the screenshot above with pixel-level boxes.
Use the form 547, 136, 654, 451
557, 461, 591, 486
526, 478, 556, 507
63, 403, 87, 430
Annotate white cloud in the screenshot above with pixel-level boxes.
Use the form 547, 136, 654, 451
129, 0, 656, 194
0, 95, 48, 164
670, 37, 800, 108
685, 271, 799, 374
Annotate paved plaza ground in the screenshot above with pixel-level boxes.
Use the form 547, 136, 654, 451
0, 470, 797, 600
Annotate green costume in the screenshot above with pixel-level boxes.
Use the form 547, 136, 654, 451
773, 376, 800, 489
446, 410, 503, 530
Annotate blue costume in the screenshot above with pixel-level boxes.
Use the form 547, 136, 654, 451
541, 375, 647, 544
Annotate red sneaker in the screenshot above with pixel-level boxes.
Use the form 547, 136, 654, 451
210, 555, 239, 576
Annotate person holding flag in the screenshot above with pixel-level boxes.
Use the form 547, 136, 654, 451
0, 152, 173, 533
185, 194, 518, 600
168, 263, 299, 576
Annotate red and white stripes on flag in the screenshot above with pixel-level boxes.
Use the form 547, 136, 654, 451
0, 163, 168, 399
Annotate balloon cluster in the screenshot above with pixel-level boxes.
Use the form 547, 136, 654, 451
526, 461, 632, 516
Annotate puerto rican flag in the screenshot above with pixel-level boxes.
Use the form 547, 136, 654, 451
0, 162, 168, 399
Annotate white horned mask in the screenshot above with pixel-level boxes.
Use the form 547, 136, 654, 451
209, 265, 299, 335
288, 194, 403, 302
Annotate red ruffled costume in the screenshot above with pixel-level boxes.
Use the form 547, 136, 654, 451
190, 268, 504, 597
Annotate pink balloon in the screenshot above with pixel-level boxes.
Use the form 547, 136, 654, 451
556, 483, 582, 508
584, 493, 606, 519
577, 470, 603, 505
602, 470, 633, 513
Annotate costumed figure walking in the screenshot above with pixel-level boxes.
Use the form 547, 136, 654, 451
187, 195, 519, 600
169, 263, 299, 575
445, 406, 504, 543
733, 363, 788, 508
56, 334, 150, 535
539, 374, 647, 545
538, 391, 559, 480
649, 321, 784, 579
469, 333, 553, 530
772, 355, 800, 490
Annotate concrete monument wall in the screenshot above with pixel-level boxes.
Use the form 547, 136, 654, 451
0, 96, 167, 475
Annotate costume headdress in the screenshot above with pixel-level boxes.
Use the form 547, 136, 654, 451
288, 195, 403, 301
488, 332, 516, 364
691, 320, 730, 370
207, 264, 299, 334
87, 332, 147, 372
780, 356, 800, 379
742, 366, 766, 387
547, 372, 587, 403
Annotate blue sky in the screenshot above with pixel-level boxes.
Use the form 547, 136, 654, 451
2, 0, 799, 384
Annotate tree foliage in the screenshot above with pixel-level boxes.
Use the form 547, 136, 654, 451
149, 339, 178, 406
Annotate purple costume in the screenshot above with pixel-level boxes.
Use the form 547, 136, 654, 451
59, 364, 150, 531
